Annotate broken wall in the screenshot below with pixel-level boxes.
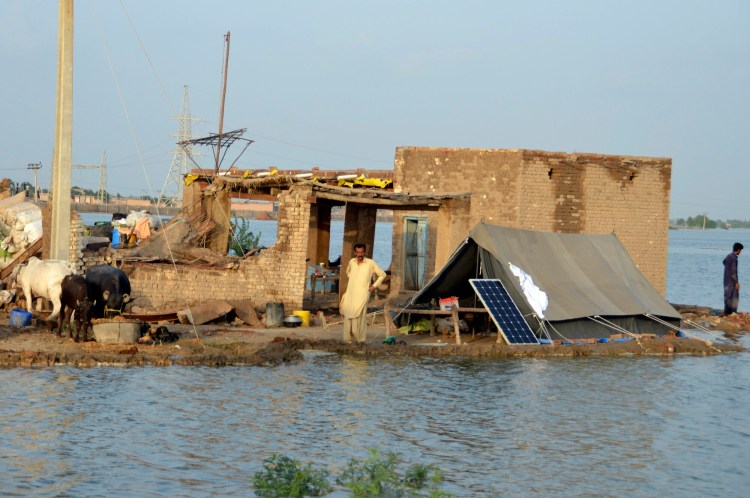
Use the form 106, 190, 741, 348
122, 184, 312, 312
393, 147, 672, 295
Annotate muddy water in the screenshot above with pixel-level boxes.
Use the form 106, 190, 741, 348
2, 341, 750, 496
22, 220, 746, 495
666, 228, 750, 312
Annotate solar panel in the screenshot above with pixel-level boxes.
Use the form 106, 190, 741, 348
469, 279, 539, 345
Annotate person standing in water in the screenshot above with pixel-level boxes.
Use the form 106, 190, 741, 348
723, 242, 743, 315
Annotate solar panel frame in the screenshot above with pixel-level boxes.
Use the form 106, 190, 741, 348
470, 278, 540, 345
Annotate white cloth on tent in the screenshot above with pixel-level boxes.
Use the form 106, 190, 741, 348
508, 262, 548, 319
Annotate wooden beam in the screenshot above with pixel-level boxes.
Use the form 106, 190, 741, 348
243, 194, 279, 201
313, 191, 443, 208
0, 238, 43, 280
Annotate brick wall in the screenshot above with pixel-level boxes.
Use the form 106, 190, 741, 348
69, 211, 86, 273
118, 184, 312, 311
393, 147, 671, 294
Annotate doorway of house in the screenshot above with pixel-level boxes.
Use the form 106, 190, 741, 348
403, 217, 428, 290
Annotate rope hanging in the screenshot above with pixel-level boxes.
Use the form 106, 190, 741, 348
90, 2, 202, 340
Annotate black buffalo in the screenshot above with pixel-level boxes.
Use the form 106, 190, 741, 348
58, 274, 94, 342
85, 265, 132, 319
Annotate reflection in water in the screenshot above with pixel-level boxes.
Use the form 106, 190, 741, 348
1, 349, 749, 496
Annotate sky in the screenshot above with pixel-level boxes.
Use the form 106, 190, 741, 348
1, 0, 748, 219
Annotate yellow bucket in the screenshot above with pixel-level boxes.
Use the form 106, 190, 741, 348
292, 310, 310, 327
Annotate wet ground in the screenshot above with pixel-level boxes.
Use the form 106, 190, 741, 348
0, 310, 743, 367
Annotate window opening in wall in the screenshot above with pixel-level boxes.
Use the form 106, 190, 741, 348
629, 172, 637, 182
403, 217, 428, 290
548, 168, 554, 179
228, 197, 277, 256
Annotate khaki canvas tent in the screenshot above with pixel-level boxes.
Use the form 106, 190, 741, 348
403, 223, 682, 340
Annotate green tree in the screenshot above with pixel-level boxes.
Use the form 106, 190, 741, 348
229, 218, 261, 255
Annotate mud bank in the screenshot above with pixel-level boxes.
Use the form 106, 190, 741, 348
0, 316, 743, 368
304, 335, 743, 358
0, 327, 304, 368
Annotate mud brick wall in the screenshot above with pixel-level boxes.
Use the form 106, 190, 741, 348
69, 211, 87, 274
69, 211, 117, 274
124, 185, 312, 311
393, 147, 671, 295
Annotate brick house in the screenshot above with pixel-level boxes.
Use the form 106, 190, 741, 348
390, 147, 672, 298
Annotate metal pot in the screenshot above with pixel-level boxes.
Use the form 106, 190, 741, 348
283, 315, 302, 328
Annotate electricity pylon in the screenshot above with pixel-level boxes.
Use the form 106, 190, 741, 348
72, 150, 108, 204
160, 85, 199, 207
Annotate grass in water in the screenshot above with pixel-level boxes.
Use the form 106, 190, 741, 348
253, 448, 452, 497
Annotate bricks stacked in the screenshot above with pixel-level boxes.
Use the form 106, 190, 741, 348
394, 147, 671, 296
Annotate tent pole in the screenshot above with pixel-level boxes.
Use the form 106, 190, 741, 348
474, 248, 482, 332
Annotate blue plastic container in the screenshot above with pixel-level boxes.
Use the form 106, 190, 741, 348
112, 229, 120, 247
10, 309, 32, 327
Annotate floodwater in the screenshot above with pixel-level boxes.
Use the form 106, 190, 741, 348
22, 219, 744, 496
1, 344, 749, 496
666, 228, 750, 312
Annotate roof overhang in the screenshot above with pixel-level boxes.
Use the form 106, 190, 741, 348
203, 175, 470, 209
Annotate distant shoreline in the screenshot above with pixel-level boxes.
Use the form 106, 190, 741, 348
71, 202, 393, 222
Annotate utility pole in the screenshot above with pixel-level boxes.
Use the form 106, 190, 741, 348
27, 162, 42, 201
702, 213, 707, 230
215, 31, 230, 174
50, 0, 74, 261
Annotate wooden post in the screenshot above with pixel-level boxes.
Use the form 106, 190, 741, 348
496, 326, 506, 344
451, 305, 461, 345
310, 274, 317, 307
384, 302, 392, 337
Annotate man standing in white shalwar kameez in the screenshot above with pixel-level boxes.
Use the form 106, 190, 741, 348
340, 243, 386, 344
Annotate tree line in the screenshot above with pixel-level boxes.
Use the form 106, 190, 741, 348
670, 215, 750, 229
1, 178, 166, 205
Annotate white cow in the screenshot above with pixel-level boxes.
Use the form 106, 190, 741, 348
12, 257, 73, 321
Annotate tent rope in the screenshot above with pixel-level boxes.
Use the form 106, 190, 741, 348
588, 316, 646, 351
645, 313, 724, 353
542, 320, 574, 343
529, 314, 552, 342
683, 317, 729, 339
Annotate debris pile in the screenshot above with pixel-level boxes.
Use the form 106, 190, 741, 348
672, 303, 750, 336
0, 193, 42, 268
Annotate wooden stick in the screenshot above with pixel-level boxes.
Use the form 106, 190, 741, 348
451, 305, 462, 345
